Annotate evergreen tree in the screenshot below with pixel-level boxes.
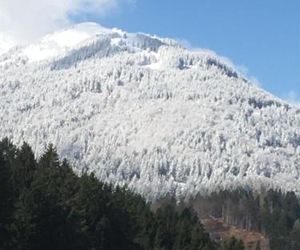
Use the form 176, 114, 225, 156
12, 142, 36, 192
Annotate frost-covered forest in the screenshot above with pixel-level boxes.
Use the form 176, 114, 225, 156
1, 23, 300, 200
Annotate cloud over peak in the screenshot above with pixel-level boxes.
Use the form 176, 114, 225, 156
0, 0, 132, 43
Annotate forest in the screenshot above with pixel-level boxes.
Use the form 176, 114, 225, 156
1, 138, 300, 249
0, 138, 241, 250
191, 189, 300, 250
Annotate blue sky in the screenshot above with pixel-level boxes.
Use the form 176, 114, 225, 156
76, 0, 300, 103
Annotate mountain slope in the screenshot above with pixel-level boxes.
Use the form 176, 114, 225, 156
1, 23, 300, 200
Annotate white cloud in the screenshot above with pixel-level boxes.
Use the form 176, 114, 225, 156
0, 0, 131, 43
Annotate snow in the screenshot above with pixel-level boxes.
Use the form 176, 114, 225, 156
1, 22, 300, 201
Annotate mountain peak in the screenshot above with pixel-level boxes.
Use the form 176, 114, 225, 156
15, 22, 175, 63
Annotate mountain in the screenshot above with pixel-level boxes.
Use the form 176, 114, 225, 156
1, 22, 300, 200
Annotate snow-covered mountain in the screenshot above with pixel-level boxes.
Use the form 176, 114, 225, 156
1, 22, 300, 200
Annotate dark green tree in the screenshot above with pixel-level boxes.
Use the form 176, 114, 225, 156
12, 142, 36, 192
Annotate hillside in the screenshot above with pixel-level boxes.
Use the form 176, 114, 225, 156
1, 22, 300, 200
